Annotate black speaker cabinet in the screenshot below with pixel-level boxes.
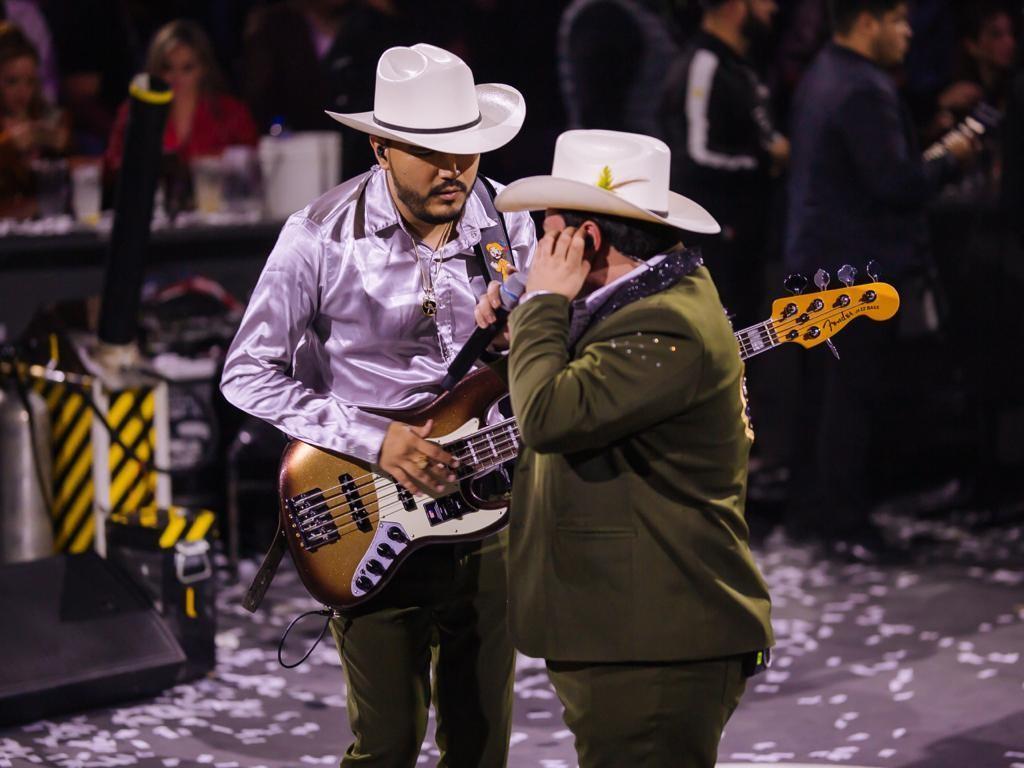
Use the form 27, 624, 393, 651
0, 552, 186, 726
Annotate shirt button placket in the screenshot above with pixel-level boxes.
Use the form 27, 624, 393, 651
435, 252, 455, 363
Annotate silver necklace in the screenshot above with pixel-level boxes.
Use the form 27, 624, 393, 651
418, 221, 453, 317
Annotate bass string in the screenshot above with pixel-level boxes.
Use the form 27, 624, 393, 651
298, 434, 522, 537
294, 416, 520, 505
301, 441, 521, 542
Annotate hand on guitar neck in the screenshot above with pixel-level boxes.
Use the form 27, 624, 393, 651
379, 419, 460, 496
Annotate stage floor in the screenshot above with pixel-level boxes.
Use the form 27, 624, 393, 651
2, 508, 1022, 768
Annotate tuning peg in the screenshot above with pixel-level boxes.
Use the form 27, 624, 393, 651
784, 273, 809, 295
826, 339, 840, 360
837, 264, 858, 287
865, 260, 880, 282
813, 269, 830, 291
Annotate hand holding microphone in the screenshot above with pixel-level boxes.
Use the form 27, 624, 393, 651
441, 271, 527, 391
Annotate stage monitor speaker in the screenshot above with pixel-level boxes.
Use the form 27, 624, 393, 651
0, 552, 186, 726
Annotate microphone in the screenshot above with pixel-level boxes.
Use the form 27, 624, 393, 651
441, 271, 527, 391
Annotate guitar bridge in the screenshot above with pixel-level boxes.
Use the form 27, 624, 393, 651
286, 488, 340, 552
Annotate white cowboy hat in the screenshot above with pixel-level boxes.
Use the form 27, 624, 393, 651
495, 130, 720, 235
326, 43, 525, 154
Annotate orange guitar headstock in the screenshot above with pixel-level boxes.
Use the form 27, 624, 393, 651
769, 281, 900, 349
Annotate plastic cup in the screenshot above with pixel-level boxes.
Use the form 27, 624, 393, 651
70, 161, 102, 225
191, 156, 225, 214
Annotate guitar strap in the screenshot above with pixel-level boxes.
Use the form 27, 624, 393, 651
472, 176, 517, 286
243, 523, 287, 612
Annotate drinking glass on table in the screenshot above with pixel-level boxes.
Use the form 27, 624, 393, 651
30, 157, 69, 218
70, 160, 102, 225
191, 155, 225, 215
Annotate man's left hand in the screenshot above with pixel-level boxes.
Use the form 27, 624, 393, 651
524, 226, 591, 300
474, 280, 510, 350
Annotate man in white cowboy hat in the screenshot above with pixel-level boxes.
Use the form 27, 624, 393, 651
475, 129, 773, 767
221, 43, 534, 766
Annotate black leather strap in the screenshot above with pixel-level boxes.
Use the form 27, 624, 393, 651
472, 176, 516, 287
242, 524, 288, 613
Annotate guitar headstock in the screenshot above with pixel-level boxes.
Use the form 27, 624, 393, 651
769, 281, 900, 349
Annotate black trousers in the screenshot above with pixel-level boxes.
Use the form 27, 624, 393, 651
786, 319, 900, 537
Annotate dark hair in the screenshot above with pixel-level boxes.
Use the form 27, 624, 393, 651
964, 1, 1011, 41
830, 0, 905, 35
558, 209, 681, 261
145, 19, 227, 95
0, 21, 45, 118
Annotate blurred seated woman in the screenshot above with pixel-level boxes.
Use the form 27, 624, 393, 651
105, 19, 258, 175
0, 21, 70, 218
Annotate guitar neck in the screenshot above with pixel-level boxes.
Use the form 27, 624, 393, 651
734, 319, 780, 362
445, 417, 521, 478
446, 318, 780, 476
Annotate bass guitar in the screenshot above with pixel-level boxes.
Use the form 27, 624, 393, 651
275, 279, 899, 609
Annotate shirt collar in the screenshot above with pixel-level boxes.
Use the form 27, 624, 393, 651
362, 165, 497, 243
581, 254, 667, 313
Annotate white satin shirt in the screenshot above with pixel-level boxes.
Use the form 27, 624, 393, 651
220, 165, 536, 463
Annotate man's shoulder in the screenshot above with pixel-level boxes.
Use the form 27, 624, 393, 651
592, 271, 714, 339
477, 176, 533, 227
299, 169, 374, 230
805, 45, 891, 97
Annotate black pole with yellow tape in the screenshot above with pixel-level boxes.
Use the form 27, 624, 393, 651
98, 74, 172, 349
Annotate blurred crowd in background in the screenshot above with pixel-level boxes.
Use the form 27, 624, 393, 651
1, 0, 1022, 557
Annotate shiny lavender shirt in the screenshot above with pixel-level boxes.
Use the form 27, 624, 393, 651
220, 166, 536, 464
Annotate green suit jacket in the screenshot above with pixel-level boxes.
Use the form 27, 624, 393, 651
506, 266, 773, 662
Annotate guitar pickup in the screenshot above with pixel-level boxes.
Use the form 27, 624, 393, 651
424, 493, 473, 526
396, 484, 416, 512
341, 473, 372, 533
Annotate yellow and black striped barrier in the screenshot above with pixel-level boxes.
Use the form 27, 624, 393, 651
24, 365, 173, 553
106, 387, 159, 521
32, 378, 95, 553
109, 505, 216, 550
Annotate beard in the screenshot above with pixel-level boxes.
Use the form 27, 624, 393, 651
390, 174, 468, 226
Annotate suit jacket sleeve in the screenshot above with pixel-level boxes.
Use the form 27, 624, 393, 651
508, 293, 704, 455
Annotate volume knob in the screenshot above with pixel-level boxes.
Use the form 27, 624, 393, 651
387, 527, 408, 543
366, 559, 385, 575
377, 543, 396, 559
355, 576, 373, 591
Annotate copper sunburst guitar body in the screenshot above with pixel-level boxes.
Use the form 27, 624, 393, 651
278, 367, 516, 609
277, 280, 900, 610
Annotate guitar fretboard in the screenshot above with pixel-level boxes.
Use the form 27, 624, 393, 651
444, 418, 521, 476
734, 320, 779, 361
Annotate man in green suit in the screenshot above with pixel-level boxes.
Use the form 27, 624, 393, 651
477, 129, 774, 767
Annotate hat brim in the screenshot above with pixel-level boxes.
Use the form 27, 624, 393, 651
494, 176, 721, 235
326, 83, 525, 154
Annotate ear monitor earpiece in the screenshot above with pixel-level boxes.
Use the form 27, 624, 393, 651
583, 234, 595, 251
376, 145, 387, 159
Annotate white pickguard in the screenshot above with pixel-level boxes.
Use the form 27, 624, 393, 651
350, 417, 509, 598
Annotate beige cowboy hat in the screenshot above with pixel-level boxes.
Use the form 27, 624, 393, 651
326, 43, 525, 154
495, 130, 720, 234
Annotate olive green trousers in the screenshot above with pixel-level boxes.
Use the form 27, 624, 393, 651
329, 537, 513, 768
546, 656, 747, 768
